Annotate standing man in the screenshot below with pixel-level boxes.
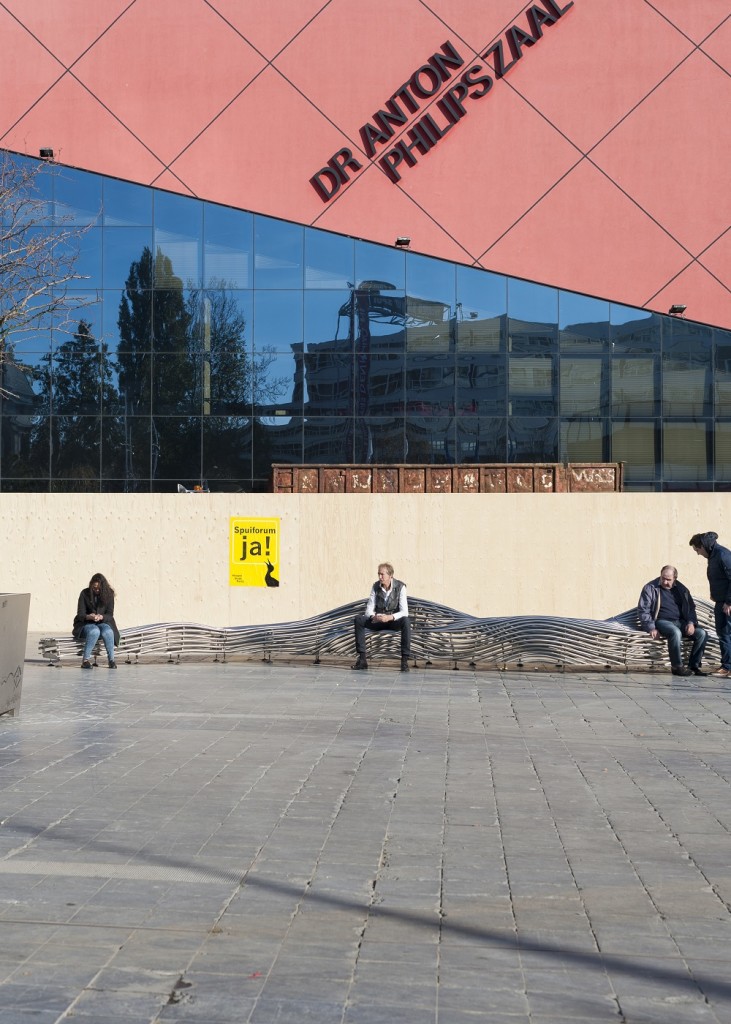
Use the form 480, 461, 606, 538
689, 531, 731, 678
638, 565, 708, 676
353, 563, 411, 672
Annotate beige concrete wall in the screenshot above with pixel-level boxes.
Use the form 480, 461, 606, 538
2, 493, 726, 633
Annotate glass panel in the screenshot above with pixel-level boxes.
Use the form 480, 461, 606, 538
663, 422, 709, 482
612, 358, 657, 416
610, 305, 660, 354
1, 409, 47, 477
509, 355, 555, 415
202, 416, 252, 484
456, 417, 506, 462
254, 218, 303, 289
559, 293, 609, 352
258, 416, 303, 466
104, 416, 150, 486
203, 204, 253, 289
406, 253, 455, 304
508, 280, 558, 353
103, 178, 152, 227
305, 290, 352, 348
355, 417, 404, 463
103, 228, 153, 288
611, 421, 657, 481
304, 417, 353, 462
116, 351, 152, 415
51, 416, 101, 480
151, 354, 198, 414
404, 416, 455, 463
714, 423, 731, 482
508, 418, 558, 461
363, 354, 404, 415
355, 240, 405, 292
560, 420, 607, 463
253, 351, 300, 414
254, 291, 302, 350
406, 354, 454, 414
304, 349, 351, 415
456, 355, 506, 415
68, 225, 102, 289
457, 266, 507, 317
305, 229, 354, 288
662, 320, 711, 417
54, 168, 102, 225
152, 417, 201, 480
187, 287, 252, 356
715, 331, 731, 416
560, 357, 605, 416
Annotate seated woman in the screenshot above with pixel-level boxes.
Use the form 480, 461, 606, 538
72, 573, 120, 669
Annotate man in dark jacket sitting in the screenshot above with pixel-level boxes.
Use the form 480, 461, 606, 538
638, 565, 708, 676
690, 531, 731, 678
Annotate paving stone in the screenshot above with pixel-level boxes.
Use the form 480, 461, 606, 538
0, 662, 730, 1021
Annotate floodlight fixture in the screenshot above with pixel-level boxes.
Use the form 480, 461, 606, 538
668, 304, 687, 317
394, 236, 411, 248
39, 148, 54, 160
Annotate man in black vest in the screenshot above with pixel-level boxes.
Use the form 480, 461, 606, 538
353, 562, 411, 672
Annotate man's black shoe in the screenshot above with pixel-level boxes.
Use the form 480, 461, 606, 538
691, 667, 710, 676
352, 656, 368, 670
671, 666, 692, 676
401, 659, 410, 673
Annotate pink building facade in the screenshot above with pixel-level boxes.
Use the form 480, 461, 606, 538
2, 0, 730, 329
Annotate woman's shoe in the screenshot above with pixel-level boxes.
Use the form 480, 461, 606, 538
81, 660, 92, 669
108, 661, 117, 669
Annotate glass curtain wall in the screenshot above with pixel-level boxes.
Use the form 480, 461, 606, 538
1, 155, 730, 492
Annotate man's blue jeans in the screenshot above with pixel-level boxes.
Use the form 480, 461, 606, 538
81, 622, 115, 663
714, 602, 731, 670
655, 619, 707, 669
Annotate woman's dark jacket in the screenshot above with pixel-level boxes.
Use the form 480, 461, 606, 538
698, 531, 731, 604
72, 589, 120, 645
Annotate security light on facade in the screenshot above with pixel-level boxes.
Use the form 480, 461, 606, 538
668, 304, 687, 317
39, 148, 54, 160
394, 236, 410, 248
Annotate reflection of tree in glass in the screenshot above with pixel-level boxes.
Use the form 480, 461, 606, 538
186, 280, 288, 411
23, 318, 123, 489
187, 280, 288, 485
0, 153, 93, 400
117, 246, 194, 485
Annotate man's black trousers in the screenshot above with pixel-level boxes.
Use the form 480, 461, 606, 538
354, 614, 411, 658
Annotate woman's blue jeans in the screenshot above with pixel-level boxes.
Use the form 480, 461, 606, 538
82, 622, 115, 663
655, 619, 707, 669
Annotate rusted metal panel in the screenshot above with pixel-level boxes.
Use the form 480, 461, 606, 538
481, 467, 507, 492
455, 467, 480, 492
567, 464, 623, 492
272, 464, 624, 493
507, 467, 535, 492
373, 467, 399, 492
426, 467, 453, 492
272, 467, 293, 493
535, 466, 559, 492
347, 469, 373, 492
321, 468, 346, 493
402, 468, 425, 492
294, 467, 319, 493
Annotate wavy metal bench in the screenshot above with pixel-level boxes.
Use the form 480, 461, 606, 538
38, 597, 721, 672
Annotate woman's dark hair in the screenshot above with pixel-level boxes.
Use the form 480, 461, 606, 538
88, 572, 115, 605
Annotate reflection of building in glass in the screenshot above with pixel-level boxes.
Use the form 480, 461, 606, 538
0, 362, 38, 471
1, 155, 731, 492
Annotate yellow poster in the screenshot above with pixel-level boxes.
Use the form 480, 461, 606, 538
229, 517, 280, 587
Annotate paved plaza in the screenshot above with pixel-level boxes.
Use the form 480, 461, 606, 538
1, 646, 731, 1023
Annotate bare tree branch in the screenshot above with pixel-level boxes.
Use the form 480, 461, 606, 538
0, 152, 94, 399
